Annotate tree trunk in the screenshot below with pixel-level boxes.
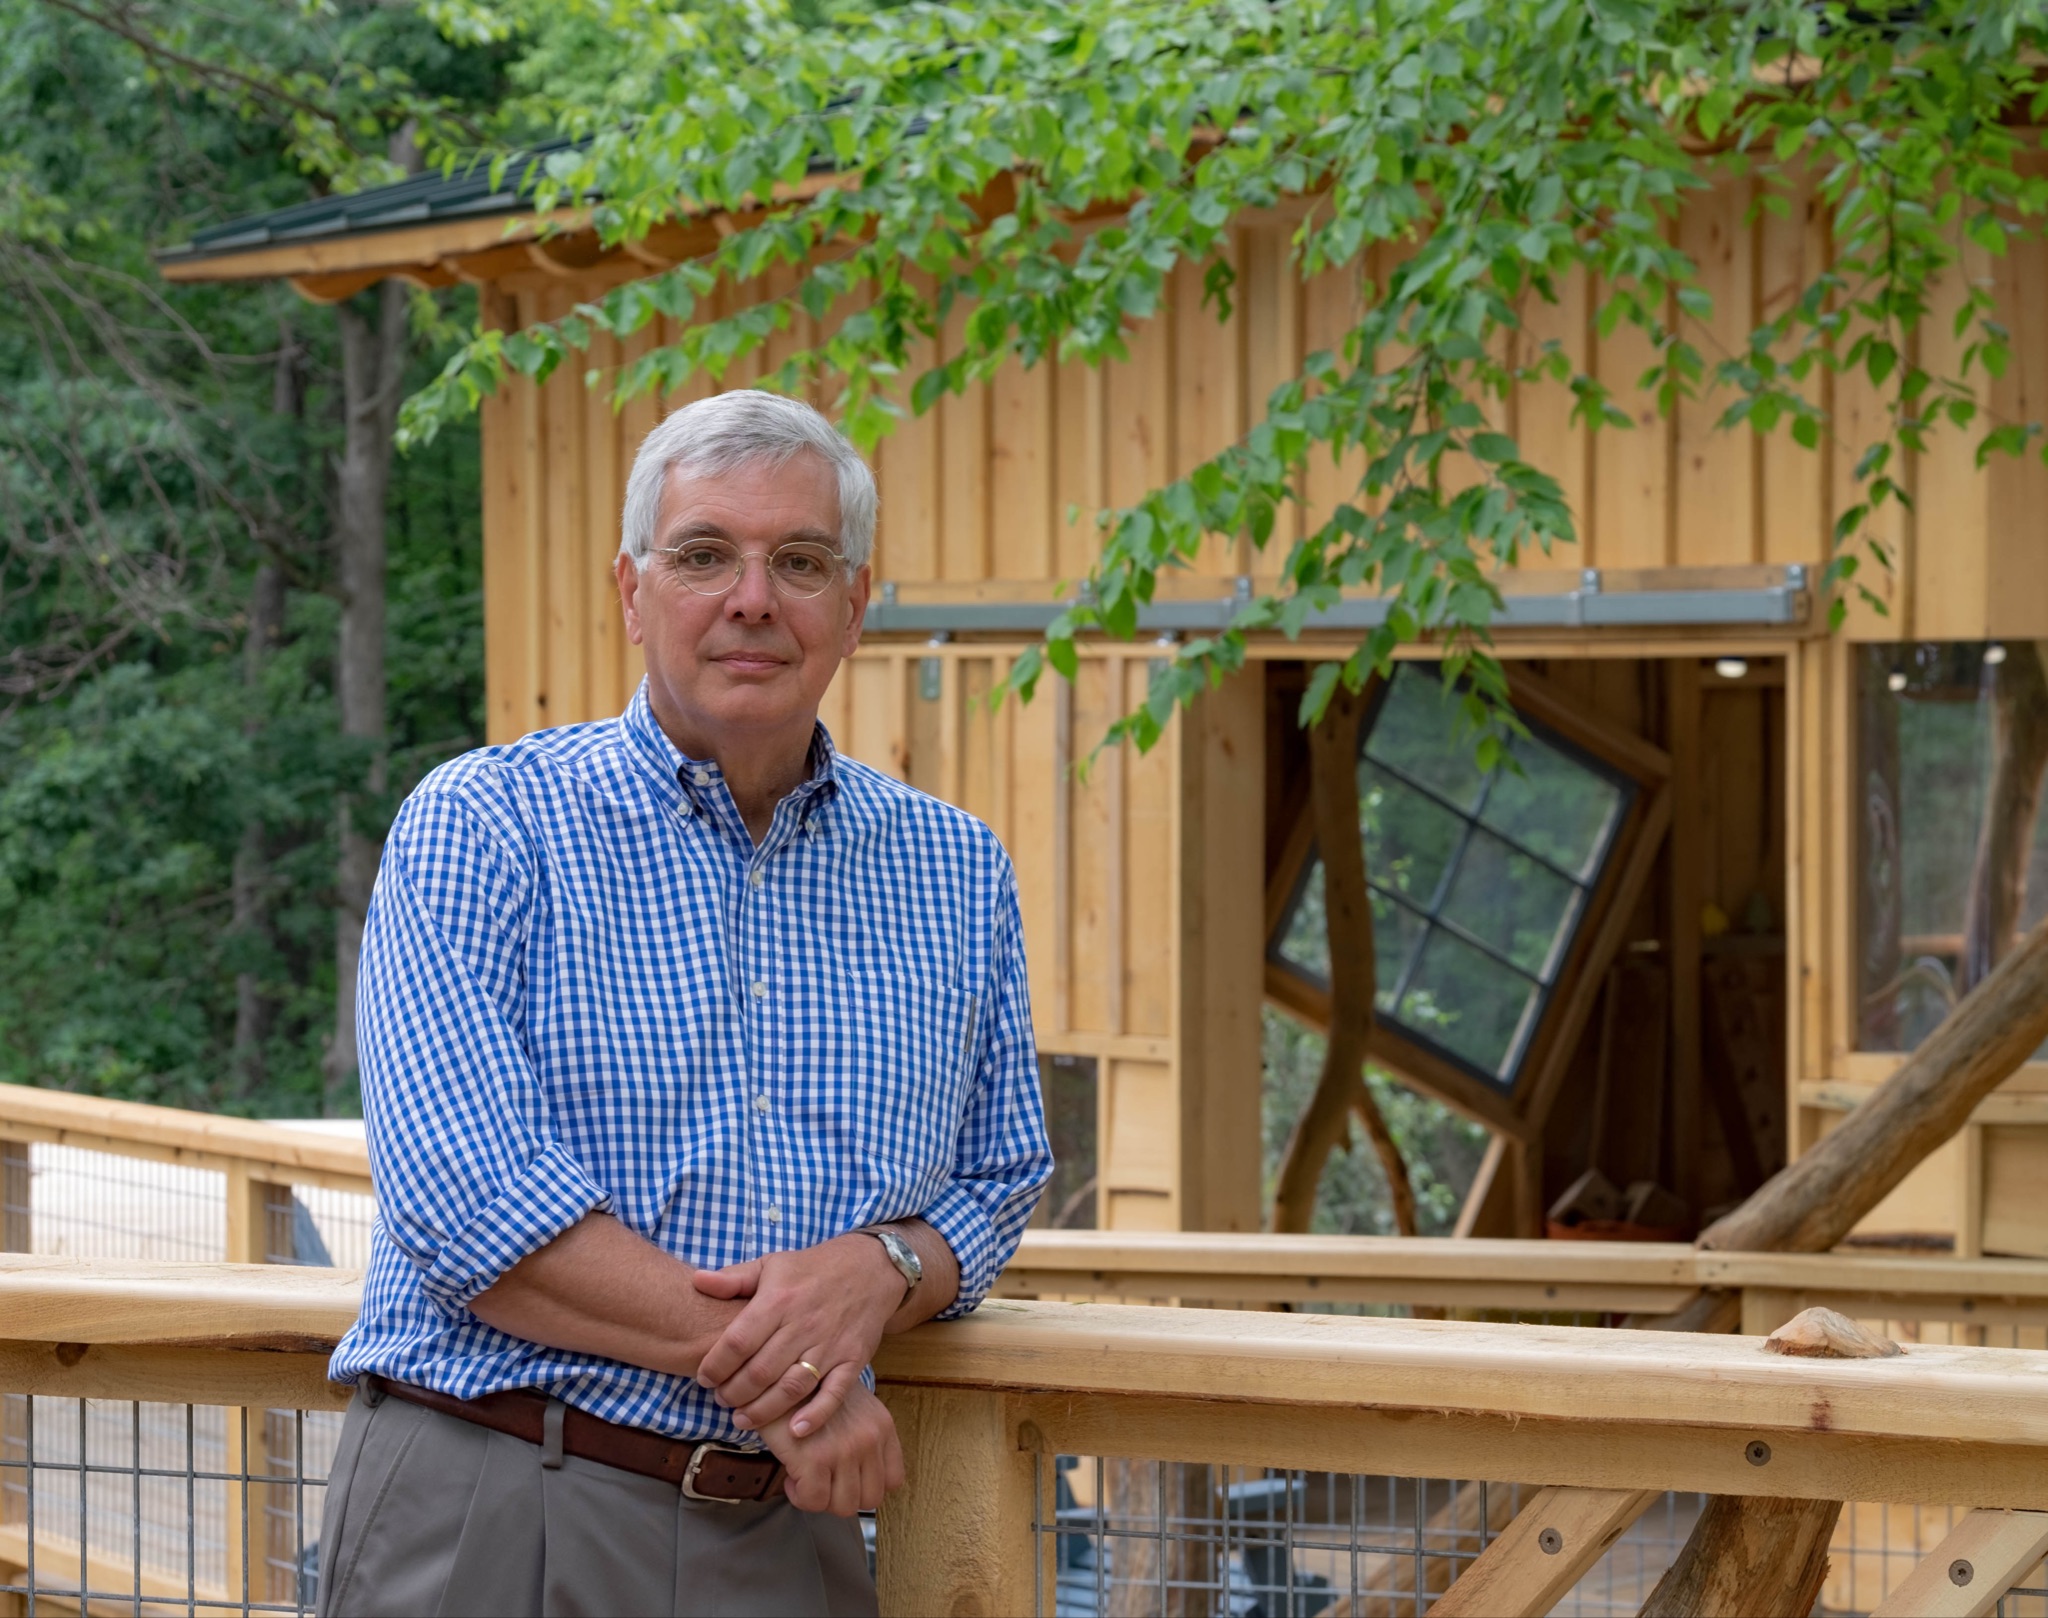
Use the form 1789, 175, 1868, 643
1637, 1497, 1838, 1618
229, 560, 286, 1100
1960, 641, 2048, 992
322, 274, 409, 1113
1699, 912, 2048, 1256
1103, 1460, 1215, 1618
1271, 685, 1418, 1236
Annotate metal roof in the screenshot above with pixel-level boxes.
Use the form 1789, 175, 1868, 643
156, 141, 577, 267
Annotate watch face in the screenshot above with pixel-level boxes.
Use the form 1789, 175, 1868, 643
876, 1229, 921, 1285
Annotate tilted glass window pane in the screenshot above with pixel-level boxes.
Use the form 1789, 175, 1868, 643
1268, 664, 1636, 1093
1362, 672, 1489, 812
1273, 862, 1425, 1005
1398, 930, 1542, 1083
1360, 763, 1465, 908
1438, 828, 1583, 981
1482, 733, 1626, 880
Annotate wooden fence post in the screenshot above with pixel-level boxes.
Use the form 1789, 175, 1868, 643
877, 1385, 1037, 1617
223, 1165, 298, 1607
0, 1141, 27, 1609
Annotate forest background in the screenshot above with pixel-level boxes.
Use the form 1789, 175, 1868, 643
0, 0, 1463, 1231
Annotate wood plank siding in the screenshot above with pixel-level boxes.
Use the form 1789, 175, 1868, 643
466, 169, 2048, 1232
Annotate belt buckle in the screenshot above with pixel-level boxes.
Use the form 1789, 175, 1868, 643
679, 1440, 751, 1504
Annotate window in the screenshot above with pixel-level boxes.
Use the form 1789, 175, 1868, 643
1269, 665, 1637, 1095
1030, 1053, 1098, 1229
1856, 642, 2048, 1054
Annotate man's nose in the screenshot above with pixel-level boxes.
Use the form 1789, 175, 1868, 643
724, 554, 779, 621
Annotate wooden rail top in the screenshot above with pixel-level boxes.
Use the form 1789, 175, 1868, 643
0, 1083, 371, 1188
0, 1255, 362, 1344
1004, 1230, 2048, 1301
873, 1299, 2048, 1449
4, 1259, 2048, 1454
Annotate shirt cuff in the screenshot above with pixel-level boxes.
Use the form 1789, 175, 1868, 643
917, 1184, 1003, 1320
419, 1141, 613, 1315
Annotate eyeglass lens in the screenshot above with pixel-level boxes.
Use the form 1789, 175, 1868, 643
660, 539, 843, 598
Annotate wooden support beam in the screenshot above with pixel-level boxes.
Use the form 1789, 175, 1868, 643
288, 268, 387, 304
876, 1386, 1036, 1618
1429, 1486, 1656, 1617
1868, 1509, 2048, 1618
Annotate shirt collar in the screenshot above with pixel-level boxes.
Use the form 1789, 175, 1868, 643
619, 679, 840, 825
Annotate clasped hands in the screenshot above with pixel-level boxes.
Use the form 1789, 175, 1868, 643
690, 1231, 912, 1517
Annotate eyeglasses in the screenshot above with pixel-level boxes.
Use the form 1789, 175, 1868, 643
650, 538, 848, 599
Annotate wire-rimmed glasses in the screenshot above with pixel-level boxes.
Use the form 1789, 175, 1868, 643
651, 537, 848, 599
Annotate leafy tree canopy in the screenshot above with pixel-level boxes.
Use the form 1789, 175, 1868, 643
405, 0, 2048, 757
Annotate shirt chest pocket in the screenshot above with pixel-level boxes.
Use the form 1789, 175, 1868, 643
844, 972, 978, 1178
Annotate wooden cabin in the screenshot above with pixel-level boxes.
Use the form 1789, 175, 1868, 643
161, 161, 2048, 1253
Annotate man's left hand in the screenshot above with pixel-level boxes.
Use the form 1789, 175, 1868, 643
691, 1233, 906, 1436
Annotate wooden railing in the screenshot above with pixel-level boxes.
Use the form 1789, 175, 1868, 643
5, 1083, 2047, 1339
996, 1230, 2048, 1335
1, 1258, 2046, 1616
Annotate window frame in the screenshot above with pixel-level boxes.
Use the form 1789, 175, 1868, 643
1263, 661, 1674, 1138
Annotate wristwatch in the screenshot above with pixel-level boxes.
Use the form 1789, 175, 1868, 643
860, 1225, 923, 1303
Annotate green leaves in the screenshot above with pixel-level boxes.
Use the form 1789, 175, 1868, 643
394, 0, 2042, 747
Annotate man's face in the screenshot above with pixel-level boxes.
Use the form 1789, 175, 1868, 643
618, 453, 869, 756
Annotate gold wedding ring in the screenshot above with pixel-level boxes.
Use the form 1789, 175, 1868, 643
797, 1359, 824, 1385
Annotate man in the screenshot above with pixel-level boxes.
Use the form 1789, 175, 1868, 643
317, 391, 1052, 1617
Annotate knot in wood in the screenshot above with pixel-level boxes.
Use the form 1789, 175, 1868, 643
1761, 1306, 1901, 1360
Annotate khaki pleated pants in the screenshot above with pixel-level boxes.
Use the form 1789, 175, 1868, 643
315, 1385, 878, 1618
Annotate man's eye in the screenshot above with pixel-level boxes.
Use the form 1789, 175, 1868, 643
676, 546, 730, 570
778, 552, 822, 576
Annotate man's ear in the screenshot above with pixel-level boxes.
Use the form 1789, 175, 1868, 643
841, 564, 871, 659
617, 555, 645, 646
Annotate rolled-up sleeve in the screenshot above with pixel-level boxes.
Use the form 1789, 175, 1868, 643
356, 785, 611, 1316
920, 862, 1052, 1318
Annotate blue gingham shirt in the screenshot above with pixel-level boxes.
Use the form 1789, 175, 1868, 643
331, 680, 1051, 1440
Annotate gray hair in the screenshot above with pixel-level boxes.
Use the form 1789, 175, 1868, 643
619, 391, 877, 573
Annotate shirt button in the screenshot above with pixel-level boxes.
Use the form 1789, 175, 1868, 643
748, 868, 764, 889
764, 1204, 781, 1224
692, 767, 712, 787
750, 980, 768, 1000
753, 1093, 771, 1113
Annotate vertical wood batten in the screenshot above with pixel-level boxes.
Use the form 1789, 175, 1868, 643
581, 323, 625, 720
1986, 167, 2048, 640
990, 359, 1055, 580
1171, 243, 1248, 576
1513, 262, 1592, 573
1757, 167, 1831, 569
1913, 242, 1993, 640
1674, 171, 1759, 567
1590, 264, 1674, 570
514, 290, 551, 737
540, 283, 589, 729
940, 301, 992, 583
477, 286, 527, 746
1241, 217, 1306, 557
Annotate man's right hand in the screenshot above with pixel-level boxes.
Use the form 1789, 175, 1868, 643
758, 1381, 903, 1517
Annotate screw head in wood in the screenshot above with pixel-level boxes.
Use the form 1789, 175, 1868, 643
1538, 1528, 1564, 1556
1949, 1559, 1974, 1587
1745, 1440, 1772, 1466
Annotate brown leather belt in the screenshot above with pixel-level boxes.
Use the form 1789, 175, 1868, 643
368, 1376, 786, 1504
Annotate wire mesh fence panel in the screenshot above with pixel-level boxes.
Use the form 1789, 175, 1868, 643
1999, 1558, 2048, 1618
1030, 1457, 2048, 1618
0, 1396, 331, 1616
272, 1186, 373, 1271
1031, 1458, 1719, 1618
18, 1146, 226, 1262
